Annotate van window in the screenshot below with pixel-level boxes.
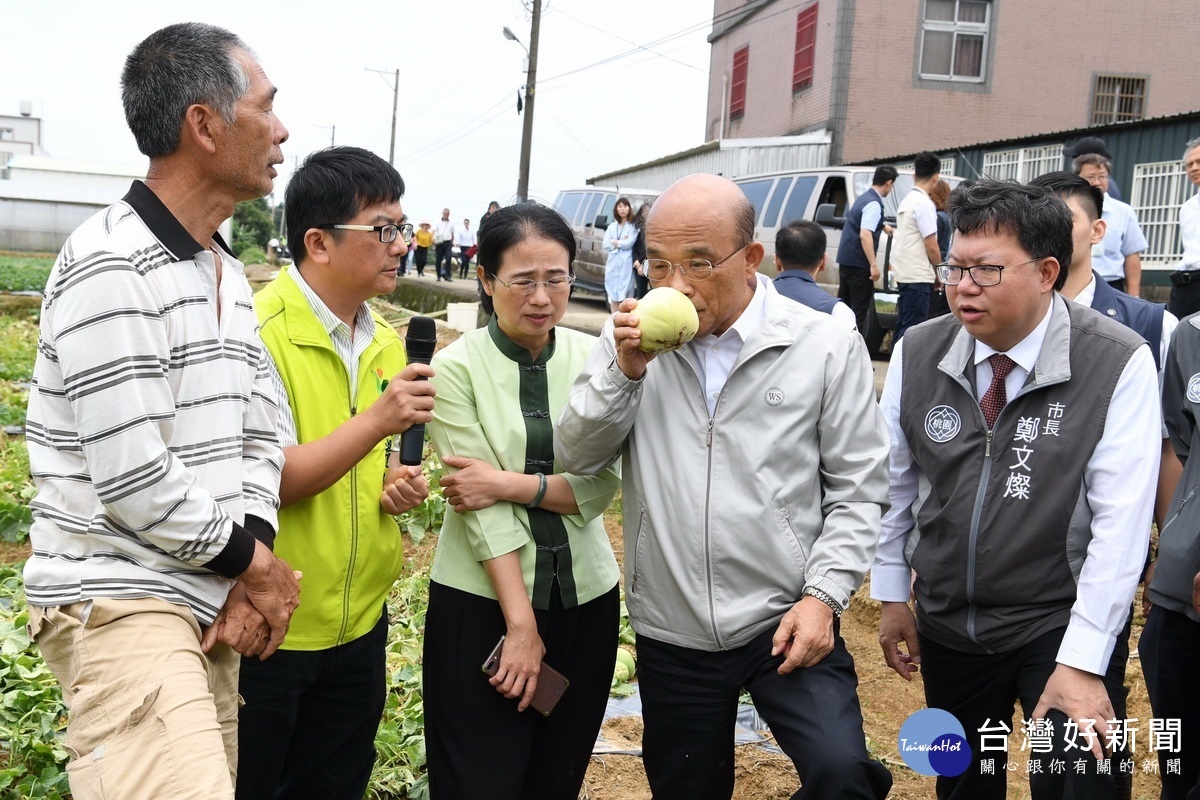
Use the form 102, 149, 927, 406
557, 192, 583, 225
581, 193, 603, 227
598, 194, 617, 227
762, 178, 794, 228
781, 176, 819, 225
817, 177, 849, 216
739, 179, 775, 225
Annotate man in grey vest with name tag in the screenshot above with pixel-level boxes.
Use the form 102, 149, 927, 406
871, 180, 1160, 799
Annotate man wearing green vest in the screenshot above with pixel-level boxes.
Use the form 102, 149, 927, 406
236, 146, 436, 799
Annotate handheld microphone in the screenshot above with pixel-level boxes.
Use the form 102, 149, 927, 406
399, 316, 438, 466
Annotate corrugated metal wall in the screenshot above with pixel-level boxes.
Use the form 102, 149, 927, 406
950, 115, 1200, 196
588, 138, 832, 191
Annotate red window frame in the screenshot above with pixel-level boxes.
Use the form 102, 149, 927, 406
730, 46, 749, 119
793, 4, 818, 92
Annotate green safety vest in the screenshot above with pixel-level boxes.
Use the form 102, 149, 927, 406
255, 272, 407, 650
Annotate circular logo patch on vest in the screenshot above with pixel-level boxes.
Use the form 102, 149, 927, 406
1188, 374, 1200, 404
925, 405, 962, 443
764, 387, 785, 406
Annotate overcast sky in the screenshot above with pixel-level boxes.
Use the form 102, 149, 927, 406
2, 0, 713, 228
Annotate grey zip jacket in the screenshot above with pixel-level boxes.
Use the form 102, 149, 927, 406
555, 279, 890, 651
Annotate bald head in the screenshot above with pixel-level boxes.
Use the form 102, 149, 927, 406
647, 173, 756, 248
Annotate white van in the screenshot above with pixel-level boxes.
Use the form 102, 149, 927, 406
552, 186, 659, 297
734, 167, 961, 356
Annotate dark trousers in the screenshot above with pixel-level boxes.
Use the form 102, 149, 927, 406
636, 625, 891, 800
415, 246, 429, 275
458, 248, 471, 279
1170, 278, 1200, 319
235, 609, 389, 800
423, 581, 619, 800
435, 241, 453, 280
1107, 278, 1127, 293
1139, 605, 1200, 799
838, 265, 874, 335
919, 627, 1126, 800
895, 282, 932, 341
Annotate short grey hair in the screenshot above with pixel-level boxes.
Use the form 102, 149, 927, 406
733, 194, 756, 249
1071, 153, 1112, 175
1184, 137, 1200, 161
121, 22, 252, 157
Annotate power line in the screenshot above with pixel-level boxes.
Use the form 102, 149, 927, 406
547, 6, 703, 72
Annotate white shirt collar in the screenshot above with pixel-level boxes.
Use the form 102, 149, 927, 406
1073, 273, 1097, 308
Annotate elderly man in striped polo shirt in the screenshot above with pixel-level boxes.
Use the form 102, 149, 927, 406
23, 23, 298, 800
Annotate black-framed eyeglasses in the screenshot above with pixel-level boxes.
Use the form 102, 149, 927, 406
644, 243, 749, 283
936, 258, 1041, 287
491, 274, 576, 295
317, 223, 414, 244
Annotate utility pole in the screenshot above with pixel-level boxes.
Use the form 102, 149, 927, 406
389, 68, 399, 164
505, 0, 542, 203
366, 67, 401, 165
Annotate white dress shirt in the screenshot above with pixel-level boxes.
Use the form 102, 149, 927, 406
1180, 194, 1200, 272
871, 299, 1161, 674
685, 275, 767, 417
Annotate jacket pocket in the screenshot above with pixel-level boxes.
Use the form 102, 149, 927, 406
778, 508, 811, 573
630, 509, 646, 596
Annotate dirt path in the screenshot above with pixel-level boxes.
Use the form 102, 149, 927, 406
587, 519, 1162, 799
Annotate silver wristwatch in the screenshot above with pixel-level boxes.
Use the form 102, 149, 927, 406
803, 586, 844, 618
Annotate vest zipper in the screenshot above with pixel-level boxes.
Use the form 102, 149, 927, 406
966, 429, 993, 650
338, 387, 358, 644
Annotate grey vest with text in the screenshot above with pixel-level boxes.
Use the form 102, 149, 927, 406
899, 302, 1143, 654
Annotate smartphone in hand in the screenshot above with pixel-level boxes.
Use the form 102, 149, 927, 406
482, 635, 570, 717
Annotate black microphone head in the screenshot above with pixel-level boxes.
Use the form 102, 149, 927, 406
404, 316, 438, 366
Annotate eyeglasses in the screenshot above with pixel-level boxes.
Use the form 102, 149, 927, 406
317, 223, 414, 244
936, 258, 1042, 287
644, 243, 749, 283
491, 274, 576, 295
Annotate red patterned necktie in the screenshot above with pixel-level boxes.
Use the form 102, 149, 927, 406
980, 354, 1016, 429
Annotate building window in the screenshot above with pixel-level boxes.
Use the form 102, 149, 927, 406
1091, 75, 1146, 125
0, 129, 14, 142
793, 4, 818, 93
919, 0, 990, 82
730, 46, 749, 120
894, 156, 959, 177
982, 144, 1064, 182
1131, 160, 1192, 263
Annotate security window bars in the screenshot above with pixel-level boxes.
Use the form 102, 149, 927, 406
919, 0, 990, 82
982, 145, 1063, 182
1091, 76, 1146, 126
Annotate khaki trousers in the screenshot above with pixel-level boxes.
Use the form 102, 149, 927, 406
29, 597, 239, 800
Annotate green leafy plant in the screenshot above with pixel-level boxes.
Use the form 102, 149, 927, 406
0, 563, 70, 798
237, 247, 269, 267
0, 254, 54, 294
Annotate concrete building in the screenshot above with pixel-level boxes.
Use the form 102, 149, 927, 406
0, 104, 47, 167
706, 0, 1200, 165
1, 156, 147, 251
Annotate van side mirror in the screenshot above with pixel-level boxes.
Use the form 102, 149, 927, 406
594, 214, 608, 228
815, 204, 844, 229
